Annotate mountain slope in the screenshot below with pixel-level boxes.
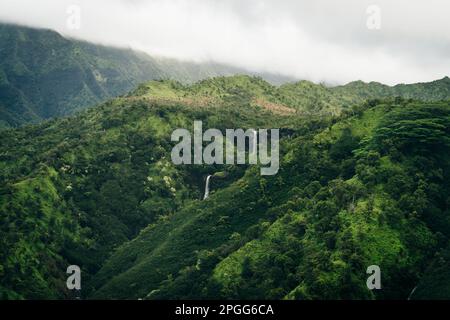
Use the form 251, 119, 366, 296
333, 77, 450, 103
0, 23, 281, 128
2, 23, 450, 128
1, 75, 449, 299
0, 76, 297, 299
129, 75, 450, 117
90, 98, 450, 299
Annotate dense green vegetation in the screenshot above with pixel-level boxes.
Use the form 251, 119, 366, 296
411, 245, 450, 299
130, 75, 450, 117
90, 98, 450, 300
0, 74, 449, 299
0, 76, 295, 298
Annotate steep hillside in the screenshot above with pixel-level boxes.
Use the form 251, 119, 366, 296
90, 99, 450, 299
130, 75, 450, 117
2, 22, 449, 129
0, 76, 298, 299
0, 23, 273, 128
1, 75, 449, 299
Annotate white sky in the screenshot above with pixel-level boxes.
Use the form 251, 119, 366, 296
0, 0, 449, 85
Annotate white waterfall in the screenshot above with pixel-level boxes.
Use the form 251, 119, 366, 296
203, 175, 212, 200
407, 286, 418, 300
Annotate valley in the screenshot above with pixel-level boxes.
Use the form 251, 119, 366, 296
1, 74, 449, 299
0, 22, 450, 301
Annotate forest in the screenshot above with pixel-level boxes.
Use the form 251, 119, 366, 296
1, 75, 449, 299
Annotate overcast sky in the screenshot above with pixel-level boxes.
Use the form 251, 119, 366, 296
0, 0, 449, 85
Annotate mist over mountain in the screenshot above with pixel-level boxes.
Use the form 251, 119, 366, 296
2, 0, 449, 85
2, 23, 450, 129
0, 11, 449, 303
0, 23, 296, 128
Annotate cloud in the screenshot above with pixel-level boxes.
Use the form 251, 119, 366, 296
0, 0, 449, 85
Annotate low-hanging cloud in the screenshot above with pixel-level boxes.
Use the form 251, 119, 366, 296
0, 0, 449, 85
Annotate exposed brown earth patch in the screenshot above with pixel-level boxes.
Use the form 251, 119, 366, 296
122, 95, 220, 108
253, 98, 296, 115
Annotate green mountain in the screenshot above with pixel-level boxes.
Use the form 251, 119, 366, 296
90, 92, 450, 300
0, 23, 295, 128
2, 23, 449, 129
129, 75, 450, 117
277, 77, 450, 115
1, 75, 449, 299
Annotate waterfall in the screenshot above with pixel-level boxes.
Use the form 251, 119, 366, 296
203, 175, 212, 200
407, 286, 418, 300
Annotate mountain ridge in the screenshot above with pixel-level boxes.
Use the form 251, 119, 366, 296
127, 75, 450, 117
1, 74, 449, 299
0, 23, 294, 128
1, 23, 449, 128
